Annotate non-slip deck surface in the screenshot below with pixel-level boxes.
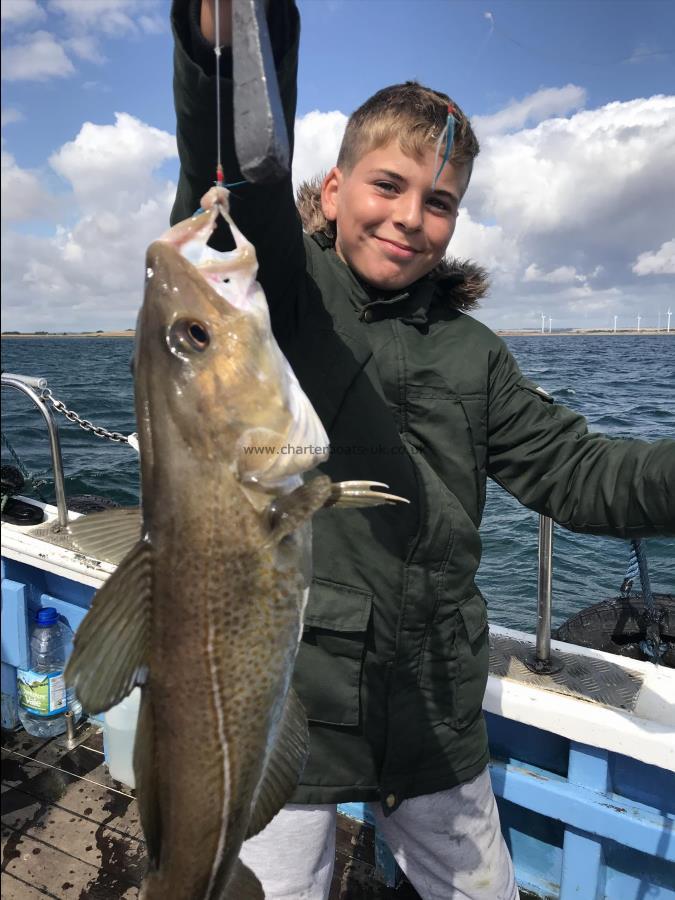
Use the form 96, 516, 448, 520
1, 726, 422, 899
489, 632, 644, 711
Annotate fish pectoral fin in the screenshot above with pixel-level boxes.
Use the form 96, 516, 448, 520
224, 859, 264, 900
65, 540, 152, 714
67, 507, 143, 566
326, 480, 410, 508
133, 689, 161, 867
266, 476, 333, 544
246, 688, 309, 840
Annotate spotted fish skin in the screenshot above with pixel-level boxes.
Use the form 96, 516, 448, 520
65, 190, 404, 900
68, 189, 331, 900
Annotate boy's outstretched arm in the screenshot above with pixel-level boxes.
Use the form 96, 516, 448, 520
486, 342, 675, 538
170, 0, 304, 320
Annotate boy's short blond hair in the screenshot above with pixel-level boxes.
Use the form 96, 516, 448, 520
337, 81, 479, 173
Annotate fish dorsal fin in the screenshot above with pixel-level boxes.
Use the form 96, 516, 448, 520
65, 540, 152, 714
133, 689, 162, 867
224, 859, 264, 900
246, 688, 309, 840
67, 507, 142, 566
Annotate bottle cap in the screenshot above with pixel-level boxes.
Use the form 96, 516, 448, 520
36, 607, 58, 626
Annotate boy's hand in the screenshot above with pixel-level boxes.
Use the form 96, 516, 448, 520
200, 0, 232, 47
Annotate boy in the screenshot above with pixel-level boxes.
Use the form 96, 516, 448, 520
170, 2, 674, 897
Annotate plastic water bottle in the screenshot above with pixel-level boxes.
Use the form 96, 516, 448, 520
17, 608, 83, 738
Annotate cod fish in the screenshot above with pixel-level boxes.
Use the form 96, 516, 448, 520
65, 187, 405, 900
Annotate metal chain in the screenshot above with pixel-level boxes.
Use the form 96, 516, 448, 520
42, 388, 130, 444
1, 429, 33, 480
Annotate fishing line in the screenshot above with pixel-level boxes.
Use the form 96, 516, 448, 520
201, 2, 248, 219
486, 9, 673, 68
431, 11, 495, 189
463, 11, 495, 79
214, 0, 225, 189
192, 179, 247, 216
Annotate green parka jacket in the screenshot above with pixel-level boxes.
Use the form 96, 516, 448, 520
171, 0, 674, 812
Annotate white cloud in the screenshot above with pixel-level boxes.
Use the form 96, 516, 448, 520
1, 30, 75, 81
524, 264, 583, 284
632, 239, 675, 275
49, 112, 177, 214
138, 14, 165, 36
1, 149, 48, 222
1, 107, 24, 127
468, 96, 675, 242
565, 285, 623, 314
472, 85, 587, 138
2, 113, 178, 332
450, 208, 521, 279
627, 43, 669, 66
3, 88, 674, 332
64, 34, 103, 63
1, 0, 46, 26
47, 0, 139, 36
2, 181, 176, 331
292, 110, 347, 192
462, 94, 675, 327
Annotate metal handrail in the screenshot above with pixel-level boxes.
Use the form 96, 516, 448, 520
1, 373, 69, 528
536, 516, 554, 659
526, 515, 563, 674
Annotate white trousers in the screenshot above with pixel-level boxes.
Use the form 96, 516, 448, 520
240, 767, 519, 900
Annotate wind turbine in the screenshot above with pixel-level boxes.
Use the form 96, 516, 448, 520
637, 314, 642, 334
668, 309, 672, 334
541, 313, 546, 334
613, 315, 618, 334
548, 316, 552, 334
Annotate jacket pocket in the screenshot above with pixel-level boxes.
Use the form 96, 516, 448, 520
419, 591, 489, 730
455, 592, 490, 728
293, 578, 373, 726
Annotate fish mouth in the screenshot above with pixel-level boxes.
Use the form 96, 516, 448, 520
152, 188, 260, 312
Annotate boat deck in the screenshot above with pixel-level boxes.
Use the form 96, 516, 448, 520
1, 726, 423, 899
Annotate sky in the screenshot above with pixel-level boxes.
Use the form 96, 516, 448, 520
1, 0, 674, 333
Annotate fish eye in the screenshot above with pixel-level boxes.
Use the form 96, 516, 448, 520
186, 321, 209, 348
168, 319, 210, 356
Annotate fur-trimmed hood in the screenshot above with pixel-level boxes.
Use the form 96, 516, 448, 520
296, 176, 489, 312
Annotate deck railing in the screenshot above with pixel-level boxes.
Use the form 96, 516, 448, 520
1, 373, 69, 528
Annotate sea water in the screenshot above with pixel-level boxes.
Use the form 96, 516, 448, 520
1, 334, 673, 631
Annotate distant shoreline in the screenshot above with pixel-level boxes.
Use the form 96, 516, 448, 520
1, 331, 135, 339
1, 328, 672, 339
496, 328, 671, 336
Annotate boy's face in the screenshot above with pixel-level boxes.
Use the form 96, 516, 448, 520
321, 140, 470, 292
